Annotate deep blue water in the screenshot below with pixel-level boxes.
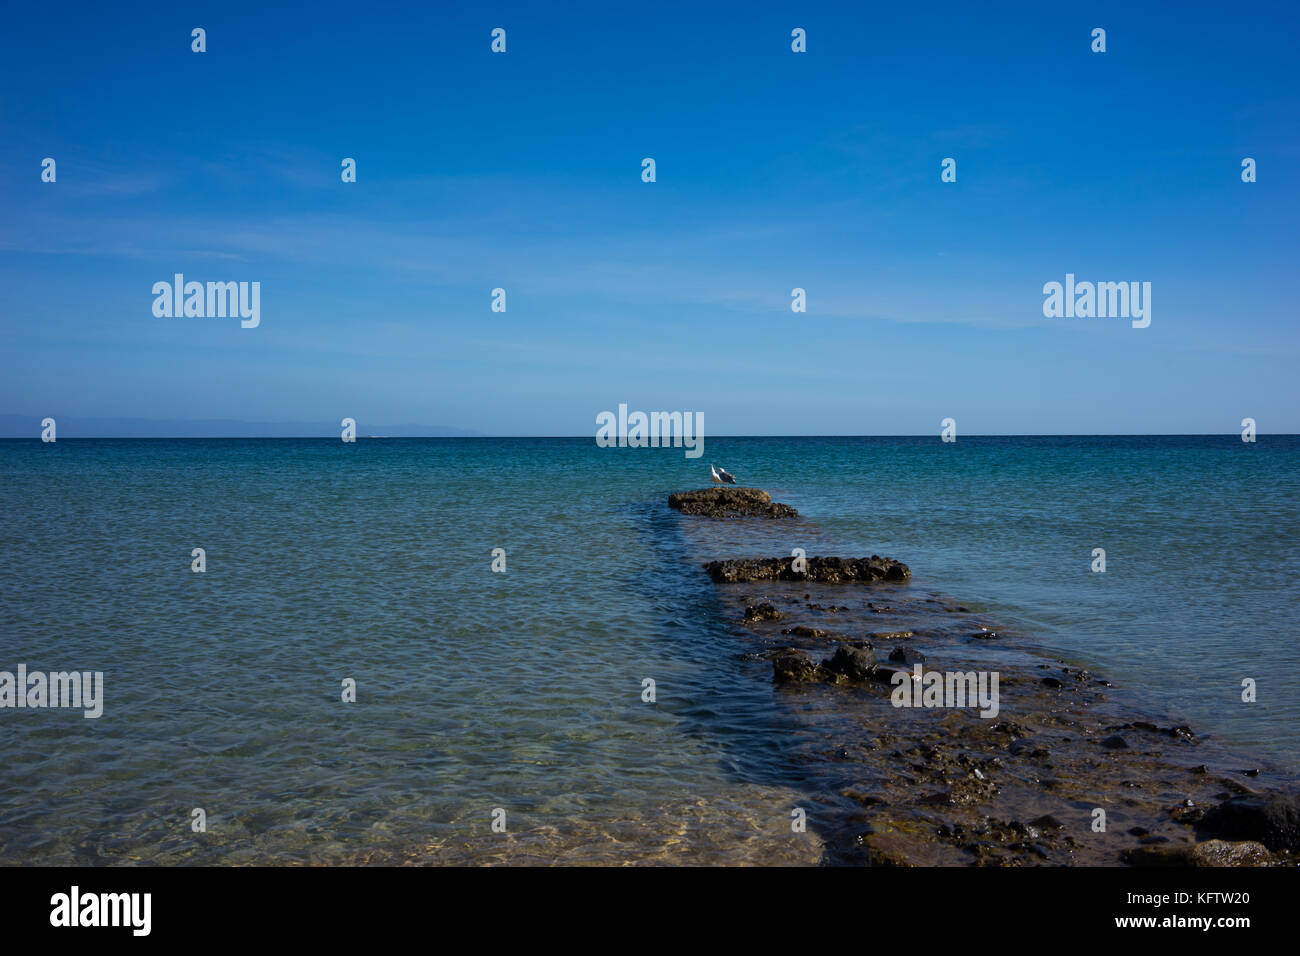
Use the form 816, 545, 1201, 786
0, 435, 1296, 863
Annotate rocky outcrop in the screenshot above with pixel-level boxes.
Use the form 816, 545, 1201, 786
704, 555, 910, 584
1123, 840, 1277, 867
823, 642, 878, 681
668, 487, 797, 519
1201, 794, 1300, 851
704, 544, 1300, 866
771, 649, 827, 684
743, 602, 783, 624
769, 641, 883, 685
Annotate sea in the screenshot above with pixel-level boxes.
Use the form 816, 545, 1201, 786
1, 435, 1296, 864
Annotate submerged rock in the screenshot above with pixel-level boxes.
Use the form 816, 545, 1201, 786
708, 536, 1300, 866
1108, 720, 1195, 742
888, 646, 926, 664
704, 555, 910, 584
668, 487, 797, 519
783, 625, 833, 639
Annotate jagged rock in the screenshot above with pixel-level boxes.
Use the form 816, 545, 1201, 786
771, 649, 825, 684
668, 487, 797, 519
703, 555, 910, 584
743, 602, 783, 624
823, 642, 878, 681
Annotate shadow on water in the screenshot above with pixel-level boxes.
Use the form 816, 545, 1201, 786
620, 494, 871, 864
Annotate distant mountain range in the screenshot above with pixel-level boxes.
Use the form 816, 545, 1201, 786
0, 415, 484, 438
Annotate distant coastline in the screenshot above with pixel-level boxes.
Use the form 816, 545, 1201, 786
0, 415, 484, 439
3, 415, 1295, 440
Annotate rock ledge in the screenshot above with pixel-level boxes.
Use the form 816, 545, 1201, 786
668, 487, 797, 519
704, 555, 910, 584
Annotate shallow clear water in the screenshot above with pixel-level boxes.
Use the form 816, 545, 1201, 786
0, 435, 1296, 863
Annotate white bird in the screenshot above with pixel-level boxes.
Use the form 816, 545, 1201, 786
715, 465, 737, 485
710, 464, 723, 484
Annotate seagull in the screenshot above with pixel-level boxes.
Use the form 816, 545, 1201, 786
710, 464, 723, 484
713, 464, 737, 485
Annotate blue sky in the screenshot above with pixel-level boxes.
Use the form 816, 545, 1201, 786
1, 0, 1297, 435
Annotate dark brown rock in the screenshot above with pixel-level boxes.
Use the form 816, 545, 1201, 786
743, 602, 783, 624
1123, 840, 1276, 867
822, 642, 878, 681
668, 487, 797, 519
703, 555, 911, 584
782, 625, 833, 639
772, 649, 824, 684
1202, 794, 1300, 851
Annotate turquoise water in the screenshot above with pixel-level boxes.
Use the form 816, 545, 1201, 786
1, 436, 1297, 863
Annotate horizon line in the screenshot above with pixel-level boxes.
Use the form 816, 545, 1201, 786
2, 433, 1293, 440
